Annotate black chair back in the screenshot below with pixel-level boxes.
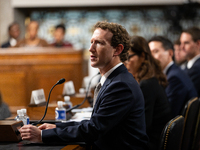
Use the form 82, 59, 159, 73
181, 97, 199, 150
159, 115, 184, 150
192, 98, 200, 150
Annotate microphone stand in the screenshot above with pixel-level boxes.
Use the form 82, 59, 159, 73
65, 72, 100, 113
32, 78, 65, 125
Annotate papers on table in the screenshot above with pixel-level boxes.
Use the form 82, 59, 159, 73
68, 107, 93, 122
71, 107, 93, 113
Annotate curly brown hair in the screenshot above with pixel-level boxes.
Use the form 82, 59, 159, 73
130, 36, 168, 88
94, 21, 131, 62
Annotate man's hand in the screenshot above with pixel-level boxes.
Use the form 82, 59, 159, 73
19, 125, 42, 143
38, 123, 56, 130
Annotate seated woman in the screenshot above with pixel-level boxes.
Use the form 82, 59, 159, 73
124, 36, 172, 150
15, 21, 48, 48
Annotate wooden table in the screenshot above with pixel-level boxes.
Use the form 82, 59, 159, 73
27, 94, 92, 120
0, 141, 88, 150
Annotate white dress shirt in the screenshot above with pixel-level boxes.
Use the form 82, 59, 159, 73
187, 54, 200, 69
163, 61, 174, 75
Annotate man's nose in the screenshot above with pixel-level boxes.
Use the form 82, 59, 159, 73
89, 43, 95, 52
180, 43, 184, 50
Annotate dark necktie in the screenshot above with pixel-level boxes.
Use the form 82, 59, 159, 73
93, 82, 102, 107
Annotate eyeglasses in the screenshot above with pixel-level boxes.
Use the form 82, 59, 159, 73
127, 54, 137, 61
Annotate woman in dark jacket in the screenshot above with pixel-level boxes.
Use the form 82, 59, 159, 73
124, 36, 172, 150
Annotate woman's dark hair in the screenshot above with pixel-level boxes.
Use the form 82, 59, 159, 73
55, 24, 66, 33
130, 36, 168, 87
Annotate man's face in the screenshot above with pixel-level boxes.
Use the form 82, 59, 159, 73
149, 41, 172, 70
174, 44, 187, 65
9, 24, 20, 39
89, 28, 116, 73
54, 28, 65, 43
27, 22, 38, 40
180, 32, 199, 60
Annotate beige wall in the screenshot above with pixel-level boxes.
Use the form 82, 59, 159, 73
11, 0, 190, 7
0, 0, 14, 45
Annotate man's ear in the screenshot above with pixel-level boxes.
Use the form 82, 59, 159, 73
196, 40, 200, 48
113, 44, 124, 56
168, 49, 174, 57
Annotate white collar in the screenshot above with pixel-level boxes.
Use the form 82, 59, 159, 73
100, 62, 123, 86
9, 38, 17, 47
187, 54, 200, 69
163, 61, 174, 75
180, 62, 187, 70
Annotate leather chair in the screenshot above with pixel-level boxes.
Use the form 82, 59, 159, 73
181, 97, 199, 150
159, 115, 184, 150
192, 98, 200, 150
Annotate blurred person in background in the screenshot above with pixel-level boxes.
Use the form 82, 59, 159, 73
174, 39, 187, 70
180, 27, 200, 97
149, 36, 197, 117
0, 92, 11, 120
15, 20, 48, 47
51, 24, 73, 48
124, 35, 171, 150
1, 22, 20, 48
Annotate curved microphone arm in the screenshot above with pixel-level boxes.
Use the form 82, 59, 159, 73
66, 72, 100, 113
32, 78, 65, 125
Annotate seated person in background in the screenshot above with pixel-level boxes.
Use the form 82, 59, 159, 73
19, 21, 148, 150
51, 24, 73, 48
180, 27, 200, 97
149, 36, 197, 117
174, 39, 187, 70
124, 35, 172, 150
15, 20, 48, 47
1, 22, 21, 48
0, 92, 11, 120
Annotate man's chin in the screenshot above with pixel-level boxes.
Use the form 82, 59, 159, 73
90, 63, 99, 68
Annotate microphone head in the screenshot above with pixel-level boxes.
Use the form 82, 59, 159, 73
57, 78, 66, 85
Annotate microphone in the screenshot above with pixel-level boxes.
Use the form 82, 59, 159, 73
65, 72, 100, 113
32, 78, 65, 125
56, 78, 65, 85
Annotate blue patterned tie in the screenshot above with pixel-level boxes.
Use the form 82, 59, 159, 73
93, 82, 102, 107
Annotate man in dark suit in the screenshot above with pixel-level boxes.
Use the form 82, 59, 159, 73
1, 22, 20, 48
149, 36, 197, 117
180, 27, 200, 97
19, 21, 148, 150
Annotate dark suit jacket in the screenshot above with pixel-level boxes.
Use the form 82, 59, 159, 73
140, 77, 172, 150
166, 63, 197, 117
1, 41, 10, 48
184, 57, 200, 97
42, 64, 148, 150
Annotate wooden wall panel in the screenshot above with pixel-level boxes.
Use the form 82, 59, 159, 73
0, 72, 26, 106
0, 48, 86, 115
31, 64, 76, 103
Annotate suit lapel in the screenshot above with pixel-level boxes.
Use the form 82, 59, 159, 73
92, 65, 127, 112
166, 63, 174, 76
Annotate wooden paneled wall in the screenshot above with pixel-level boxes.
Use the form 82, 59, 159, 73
0, 48, 87, 114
